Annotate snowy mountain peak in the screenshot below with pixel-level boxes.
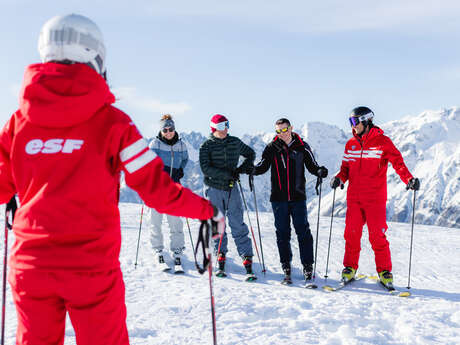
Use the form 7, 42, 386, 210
121, 107, 460, 228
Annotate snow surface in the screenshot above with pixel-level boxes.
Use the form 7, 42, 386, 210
1, 203, 459, 345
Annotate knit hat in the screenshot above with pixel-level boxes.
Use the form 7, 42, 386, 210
160, 114, 175, 130
210, 114, 229, 133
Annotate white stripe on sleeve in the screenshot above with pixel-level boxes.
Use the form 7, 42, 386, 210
120, 138, 148, 162
125, 150, 157, 173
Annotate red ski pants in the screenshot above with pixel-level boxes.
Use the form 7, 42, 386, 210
343, 199, 392, 272
8, 267, 129, 345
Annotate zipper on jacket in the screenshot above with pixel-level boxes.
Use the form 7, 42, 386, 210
274, 157, 282, 191
170, 145, 174, 177
286, 148, 290, 201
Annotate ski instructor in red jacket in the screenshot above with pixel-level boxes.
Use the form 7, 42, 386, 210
0, 14, 223, 345
330, 106, 420, 288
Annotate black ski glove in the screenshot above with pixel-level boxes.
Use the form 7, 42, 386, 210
210, 204, 225, 238
316, 166, 328, 178
406, 178, 420, 191
177, 168, 184, 180
330, 177, 342, 189
6, 196, 17, 230
231, 167, 242, 181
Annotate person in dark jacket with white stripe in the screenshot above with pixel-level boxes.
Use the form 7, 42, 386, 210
254, 118, 328, 283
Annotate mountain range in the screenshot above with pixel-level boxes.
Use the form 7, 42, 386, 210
120, 107, 460, 229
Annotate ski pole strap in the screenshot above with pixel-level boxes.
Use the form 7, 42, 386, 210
248, 174, 254, 192
315, 177, 322, 195
194, 220, 211, 275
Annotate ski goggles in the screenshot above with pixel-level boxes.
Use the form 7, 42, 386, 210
275, 126, 290, 134
212, 121, 230, 131
162, 127, 175, 133
349, 112, 374, 127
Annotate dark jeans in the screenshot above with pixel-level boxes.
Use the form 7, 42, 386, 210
271, 200, 314, 266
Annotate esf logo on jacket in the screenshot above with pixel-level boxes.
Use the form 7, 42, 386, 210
25, 139, 84, 154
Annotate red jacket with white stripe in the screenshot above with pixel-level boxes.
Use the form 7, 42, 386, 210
336, 126, 413, 202
0, 63, 213, 271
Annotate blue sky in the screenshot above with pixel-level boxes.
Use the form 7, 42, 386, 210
1, 1, 460, 138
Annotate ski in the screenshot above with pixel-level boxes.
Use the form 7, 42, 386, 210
305, 281, 318, 289
158, 262, 171, 272
322, 274, 367, 292
245, 273, 257, 282
281, 277, 293, 285
215, 270, 227, 278
174, 265, 185, 274
367, 276, 411, 297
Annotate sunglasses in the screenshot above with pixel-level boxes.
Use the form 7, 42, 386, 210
162, 127, 175, 133
275, 126, 290, 134
214, 121, 230, 131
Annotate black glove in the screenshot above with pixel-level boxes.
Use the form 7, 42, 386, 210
330, 177, 341, 189
210, 204, 225, 238
245, 165, 255, 176
316, 166, 328, 178
177, 168, 184, 180
406, 178, 420, 191
232, 167, 242, 181
6, 196, 17, 230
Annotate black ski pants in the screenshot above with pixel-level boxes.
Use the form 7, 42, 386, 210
271, 200, 314, 267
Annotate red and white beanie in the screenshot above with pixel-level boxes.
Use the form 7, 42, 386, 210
210, 114, 228, 132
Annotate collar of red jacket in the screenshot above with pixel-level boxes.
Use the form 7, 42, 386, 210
352, 125, 384, 142
19, 62, 115, 128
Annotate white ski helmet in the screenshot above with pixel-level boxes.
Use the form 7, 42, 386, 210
38, 14, 106, 75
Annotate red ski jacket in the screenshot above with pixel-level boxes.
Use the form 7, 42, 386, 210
336, 126, 413, 202
0, 63, 213, 271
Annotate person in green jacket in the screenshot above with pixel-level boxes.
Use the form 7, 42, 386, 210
199, 114, 256, 279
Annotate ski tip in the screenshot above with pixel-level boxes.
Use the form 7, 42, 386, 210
398, 291, 411, 297
305, 284, 318, 289
322, 285, 335, 292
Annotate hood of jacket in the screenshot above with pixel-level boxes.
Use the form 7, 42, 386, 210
18, 62, 115, 128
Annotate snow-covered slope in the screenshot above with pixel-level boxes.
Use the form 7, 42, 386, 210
121, 107, 460, 228
3, 203, 458, 344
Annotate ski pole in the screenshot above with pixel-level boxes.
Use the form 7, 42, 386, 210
312, 177, 323, 281
237, 180, 262, 273
2, 196, 16, 345
208, 257, 217, 345
324, 188, 336, 280
407, 189, 417, 289
249, 174, 266, 275
185, 218, 197, 263
134, 203, 144, 269
1, 207, 9, 345
194, 221, 217, 345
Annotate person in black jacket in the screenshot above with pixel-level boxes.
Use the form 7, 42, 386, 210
253, 118, 328, 283
199, 114, 256, 278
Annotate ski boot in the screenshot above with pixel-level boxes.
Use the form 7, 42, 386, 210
157, 250, 171, 272
303, 263, 313, 281
243, 256, 257, 281
216, 253, 227, 277
378, 270, 394, 288
341, 266, 356, 282
173, 250, 184, 274
281, 263, 292, 285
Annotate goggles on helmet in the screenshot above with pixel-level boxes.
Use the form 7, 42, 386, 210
213, 121, 230, 131
349, 112, 374, 127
